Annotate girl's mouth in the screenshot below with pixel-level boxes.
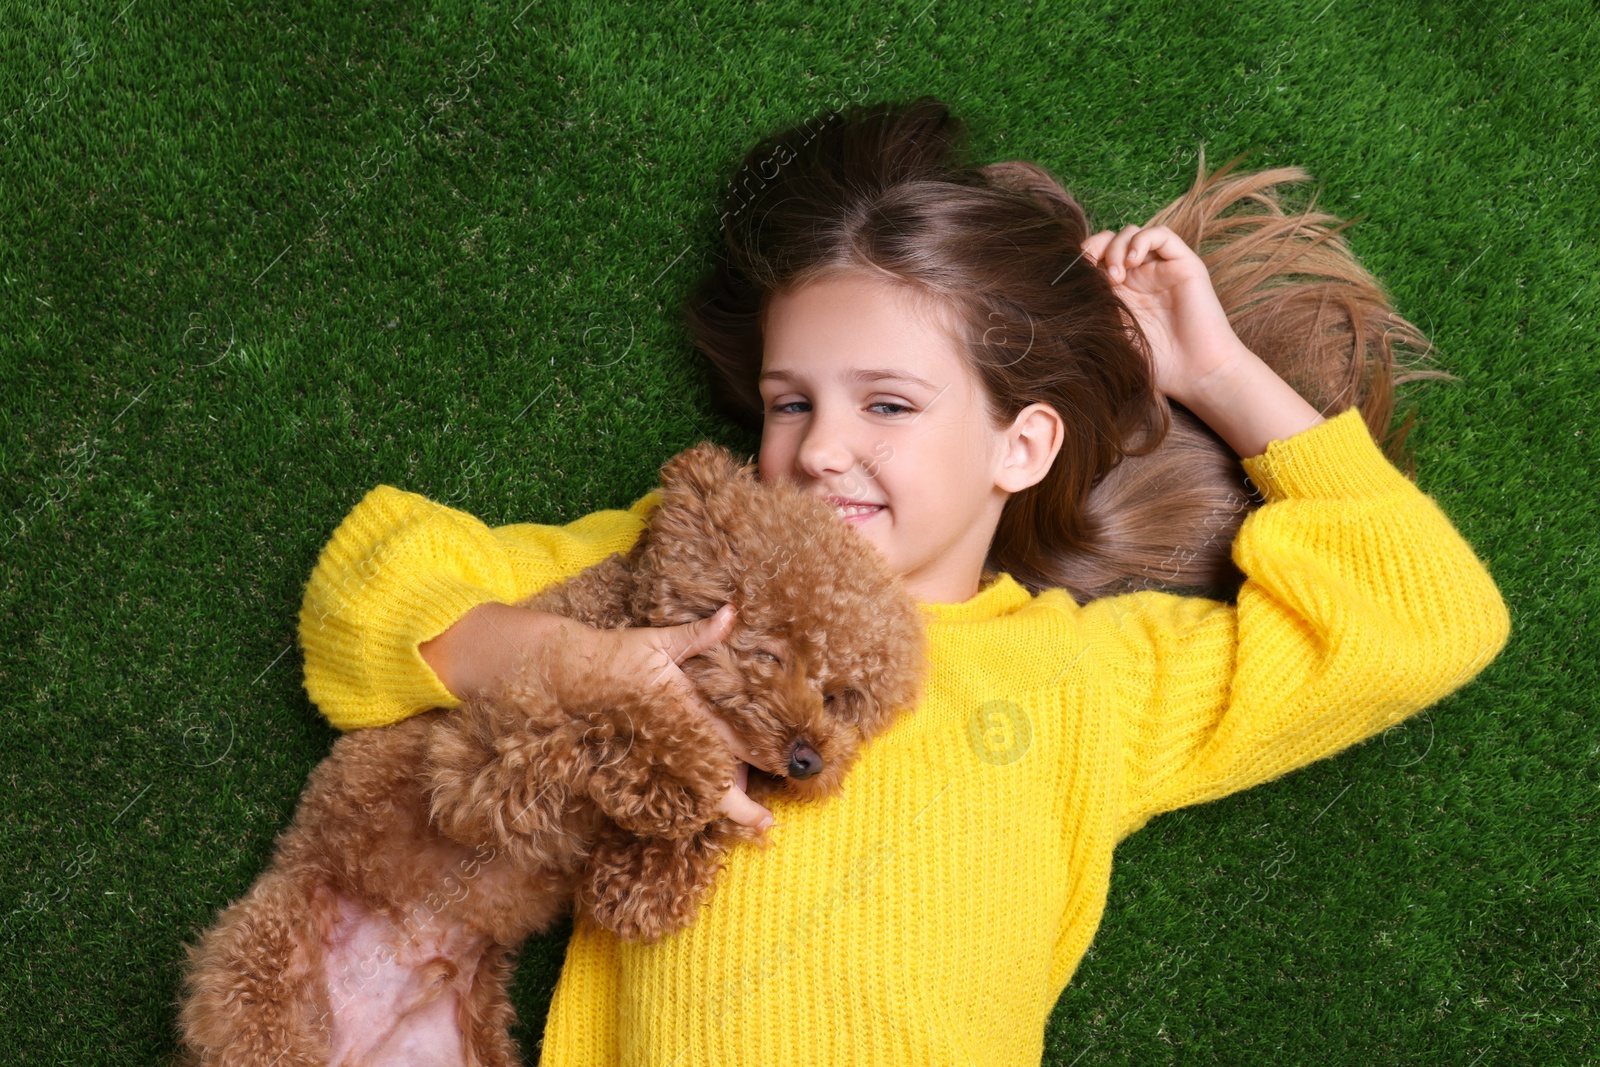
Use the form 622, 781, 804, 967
835, 504, 884, 524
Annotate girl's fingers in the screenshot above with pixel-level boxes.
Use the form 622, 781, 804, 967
1128, 225, 1187, 266
1089, 224, 1190, 284
659, 603, 737, 665
1102, 224, 1144, 282
1082, 229, 1114, 265
704, 706, 762, 768
1126, 229, 1148, 267
717, 762, 774, 829
638, 605, 736, 695
670, 651, 773, 828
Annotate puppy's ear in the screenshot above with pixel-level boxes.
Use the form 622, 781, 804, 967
625, 444, 752, 568
629, 444, 753, 625
657, 443, 755, 500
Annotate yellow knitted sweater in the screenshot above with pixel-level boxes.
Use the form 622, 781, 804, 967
296, 407, 1510, 1066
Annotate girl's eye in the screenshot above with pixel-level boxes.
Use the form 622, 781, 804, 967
764, 400, 914, 416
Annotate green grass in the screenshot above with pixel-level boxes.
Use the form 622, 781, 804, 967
2, 0, 1594, 1062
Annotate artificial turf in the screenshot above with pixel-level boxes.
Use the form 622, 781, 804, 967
1, 0, 1595, 1063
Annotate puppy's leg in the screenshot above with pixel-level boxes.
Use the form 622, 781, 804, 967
457, 941, 521, 1067
577, 682, 736, 841
177, 867, 332, 1067
425, 657, 736, 859
577, 821, 743, 943
424, 680, 598, 871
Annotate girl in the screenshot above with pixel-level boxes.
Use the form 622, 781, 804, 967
298, 98, 1510, 1064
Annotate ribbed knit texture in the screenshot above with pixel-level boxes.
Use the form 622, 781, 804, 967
296, 407, 1511, 1065
297, 488, 666, 731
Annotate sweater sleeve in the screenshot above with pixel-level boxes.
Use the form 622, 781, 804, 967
1079, 407, 1512, 841
297, 485, 662, 732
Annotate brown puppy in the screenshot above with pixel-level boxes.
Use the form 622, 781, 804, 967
176, 443, 928, 1067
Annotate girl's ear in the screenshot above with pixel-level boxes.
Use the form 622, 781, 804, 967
995, 402, 1064, 493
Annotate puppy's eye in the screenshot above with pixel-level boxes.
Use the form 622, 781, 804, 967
754, 649, 782, 666
822, 688, 863, 719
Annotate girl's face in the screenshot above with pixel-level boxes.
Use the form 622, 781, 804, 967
757, 273, 1060, 605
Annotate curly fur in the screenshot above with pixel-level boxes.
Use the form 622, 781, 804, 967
175, 443, 928, 1066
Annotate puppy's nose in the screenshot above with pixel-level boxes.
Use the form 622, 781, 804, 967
787, 741, 823, 779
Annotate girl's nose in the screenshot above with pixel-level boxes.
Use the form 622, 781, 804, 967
797, 413, 862, 486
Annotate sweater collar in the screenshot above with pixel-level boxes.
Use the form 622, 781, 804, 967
918, 572, 1034, 623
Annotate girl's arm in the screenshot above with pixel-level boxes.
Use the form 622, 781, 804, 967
1080, 407, 1511, 838
298, 484, 662, 731
1079, 224, 1510, 837
298, 485, 773, 827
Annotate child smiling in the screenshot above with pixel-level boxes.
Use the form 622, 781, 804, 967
298, 98, 1510, 1064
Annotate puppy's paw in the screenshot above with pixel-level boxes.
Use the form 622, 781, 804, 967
424, 689, 591, 863
586, 748, 730, 840
579, 689, 736, 840
578, 829, 727, 943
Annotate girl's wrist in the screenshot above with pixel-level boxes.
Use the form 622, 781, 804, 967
1177, 346, 1326, 460
421, 602, 575, 702
1165, 333, 1262, 405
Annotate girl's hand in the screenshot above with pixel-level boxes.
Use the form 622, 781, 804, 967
582, 604, 775, 830
1083, 224, 1328, 458
422, 601, 774, 830
1082, 225, 1249, 406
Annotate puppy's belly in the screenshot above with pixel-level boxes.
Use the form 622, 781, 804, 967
320, 887, 491, 1067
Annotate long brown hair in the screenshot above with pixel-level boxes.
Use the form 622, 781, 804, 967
683, 97, 1452, 603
